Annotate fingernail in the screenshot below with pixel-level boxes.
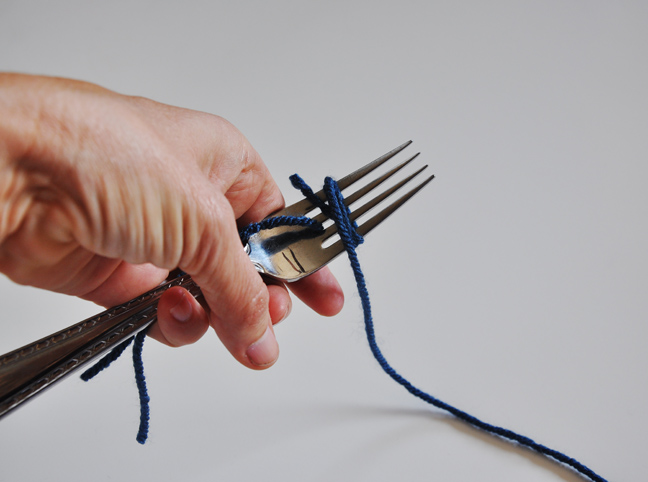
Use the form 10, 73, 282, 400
246, 326, 279, 367
170, 291, 192, 323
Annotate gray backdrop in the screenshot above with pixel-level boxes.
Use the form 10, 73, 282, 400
1, 2, 645, 481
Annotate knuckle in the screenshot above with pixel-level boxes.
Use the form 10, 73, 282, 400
234, 287, 269, 331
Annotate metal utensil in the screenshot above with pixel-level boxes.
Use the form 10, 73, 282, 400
0, 141, 433, 418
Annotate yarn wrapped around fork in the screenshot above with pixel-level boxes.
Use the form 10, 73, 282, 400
81, 173, 607, 482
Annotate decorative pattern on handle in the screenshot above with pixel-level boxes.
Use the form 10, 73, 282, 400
0, 273, 201, 417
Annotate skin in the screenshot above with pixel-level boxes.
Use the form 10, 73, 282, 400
0, 73, 344, 370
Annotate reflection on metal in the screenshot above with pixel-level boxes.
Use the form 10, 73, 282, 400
282, 249, 306, 275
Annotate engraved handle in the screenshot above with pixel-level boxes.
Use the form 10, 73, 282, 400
0, 273, 201, 418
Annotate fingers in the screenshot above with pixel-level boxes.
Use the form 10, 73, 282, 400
152, 286, 209, 347
287, 267, 345, 317
265, 278, 292, 324
193, 122, 344, 322
230, 151, 286, 225
181, 128, 289, 369
181, 186, 280, 370
179, 115, 286, 223
176, 142, 342, 366
80, 262, 169, 308
150, 267, 335, 348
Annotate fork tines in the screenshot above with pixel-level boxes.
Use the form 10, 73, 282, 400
312, 141, 434, 246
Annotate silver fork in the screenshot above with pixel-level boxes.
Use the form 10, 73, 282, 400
0, 141, 433, 418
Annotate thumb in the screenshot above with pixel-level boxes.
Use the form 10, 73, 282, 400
179, 183, 279, 370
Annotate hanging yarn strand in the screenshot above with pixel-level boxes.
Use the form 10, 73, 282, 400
81, 170, 608, 482
81, 328, 150, 444
132, 329, 150, 444
289, 174, 608, 482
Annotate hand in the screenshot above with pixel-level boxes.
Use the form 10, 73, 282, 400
0, 73, 344, 369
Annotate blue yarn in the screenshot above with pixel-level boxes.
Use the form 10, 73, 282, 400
290, 174, 607, 482
80, 336, 134, 381
132, 329, 150, 444
80, 171, 608, 482
81, 328, 150, 444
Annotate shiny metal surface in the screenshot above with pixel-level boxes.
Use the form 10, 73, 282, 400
247, 141, 433, 281
0, 141, 432, 418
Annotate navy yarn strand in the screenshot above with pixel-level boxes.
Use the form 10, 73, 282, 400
291, 173, 607, 482
132, 328, 150, 444
80, 328, 150, 444
80, 336, 134, 381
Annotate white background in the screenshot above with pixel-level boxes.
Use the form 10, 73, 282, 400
1, 2, 646, 481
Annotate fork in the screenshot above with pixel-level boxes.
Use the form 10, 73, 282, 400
0, 141, 433, 418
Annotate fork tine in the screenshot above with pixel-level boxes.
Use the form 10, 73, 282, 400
323, 173, 434, 254
320, 165, 434, 239
311, 152, 420, 224
335, 140, 413, 191
349, 166, 431, 224
355, 174, 434, 237
320, 165, 430, 239
279, 141, 414, 217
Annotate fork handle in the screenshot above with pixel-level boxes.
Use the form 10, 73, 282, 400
0, 272, 201, 419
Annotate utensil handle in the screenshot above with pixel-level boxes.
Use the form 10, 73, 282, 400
0, 272, 201, 418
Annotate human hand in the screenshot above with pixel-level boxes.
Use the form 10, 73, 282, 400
0, 73, 344, 369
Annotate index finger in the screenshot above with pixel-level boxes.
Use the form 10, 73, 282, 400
179, 179, 279, 369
